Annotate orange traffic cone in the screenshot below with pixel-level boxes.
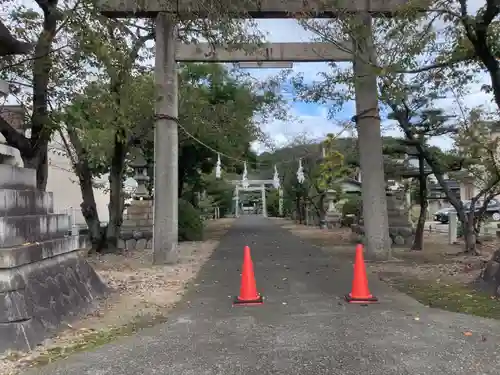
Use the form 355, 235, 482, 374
345, 244, 378, 304
233, 246, 263, 306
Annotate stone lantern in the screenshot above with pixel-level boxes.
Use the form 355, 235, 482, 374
129, 149, 151, 200
324, 189, 341, 228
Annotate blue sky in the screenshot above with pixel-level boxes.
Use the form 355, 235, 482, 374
244, 18, 496, 154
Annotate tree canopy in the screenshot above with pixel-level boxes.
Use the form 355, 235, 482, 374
58, 61, 284, 249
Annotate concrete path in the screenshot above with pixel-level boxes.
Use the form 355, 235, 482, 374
28, 217, 500, 374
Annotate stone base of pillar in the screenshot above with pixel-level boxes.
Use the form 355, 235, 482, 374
120, 199, 154, 250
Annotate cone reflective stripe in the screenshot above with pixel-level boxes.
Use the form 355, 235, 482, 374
345, 244, 378, 304
234, 246, 263, 305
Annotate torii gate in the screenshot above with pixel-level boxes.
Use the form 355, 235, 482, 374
98, 0, 419, 263
230, 179, 283, 218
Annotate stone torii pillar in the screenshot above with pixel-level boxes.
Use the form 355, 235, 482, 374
261, 184, 267, 217
152, 15, 179, 264
234, 185, 240, 217
278, 188, 284, 217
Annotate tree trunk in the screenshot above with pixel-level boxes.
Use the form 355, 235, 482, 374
79, 171, 105, 252
463, 210, 478, 255
462, 15, 500, 110
29, 1, 59, 190
412, 154, 428, 250
295, 197, 301, 223
105, 135, 127, 250
65, 127, 105, 251
412, 199, 427, 250
22, 146, 48, 191
318, 193, 326, 225
36, 147, 48, 191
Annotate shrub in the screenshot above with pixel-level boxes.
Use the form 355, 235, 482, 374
341, 215, 356, 227
205, 179, 234, 217
341, 195, 362, 218
266, 189, 280, 217
178, 199, 204, 241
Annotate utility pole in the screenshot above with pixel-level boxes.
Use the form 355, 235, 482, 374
152, 13, 179, 264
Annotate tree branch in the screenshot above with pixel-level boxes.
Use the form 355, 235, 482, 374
31, 0, 61, 151
480, 0, 499, 26
0, 115, 31, 153
393, 54, 476, 74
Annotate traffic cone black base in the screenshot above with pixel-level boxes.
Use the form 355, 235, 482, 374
233, 295, 264, 306
345, 293, 378, 304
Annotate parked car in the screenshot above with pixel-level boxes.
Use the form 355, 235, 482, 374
471, 199, 500, 221
435, 199, 500, 224
434, 207, 455, 224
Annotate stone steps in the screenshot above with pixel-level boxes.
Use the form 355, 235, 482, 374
0, 108, 106, 353
0, 164, 36, 189
0, 214, 70, 248
0, 188, 54, 216
0, 235, 89, 269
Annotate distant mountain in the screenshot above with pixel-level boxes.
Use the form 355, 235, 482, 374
254, 136, 406, 178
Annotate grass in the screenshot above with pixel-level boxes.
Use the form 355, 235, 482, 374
18, 281, 199, 368
8, 314, 169, 369
390, 278, 500, 320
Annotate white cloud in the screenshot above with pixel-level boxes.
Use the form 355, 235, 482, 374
252, 104, 341, 153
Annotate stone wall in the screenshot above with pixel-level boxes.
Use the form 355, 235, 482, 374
122, 199, 153, 230
350, 191, 415, 247
118, 234, 153, 251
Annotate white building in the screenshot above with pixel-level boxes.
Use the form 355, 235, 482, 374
0, 105, 112, 227
47, 133, 111, 226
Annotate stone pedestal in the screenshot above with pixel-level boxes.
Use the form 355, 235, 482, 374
0, 163, 106, 353
120, 199, 153, 250
351, 190, 414, 247
386, 191, 414, 247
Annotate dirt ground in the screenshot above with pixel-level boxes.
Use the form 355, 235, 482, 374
273, 218, 500, 319
0, 218, 234, 375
